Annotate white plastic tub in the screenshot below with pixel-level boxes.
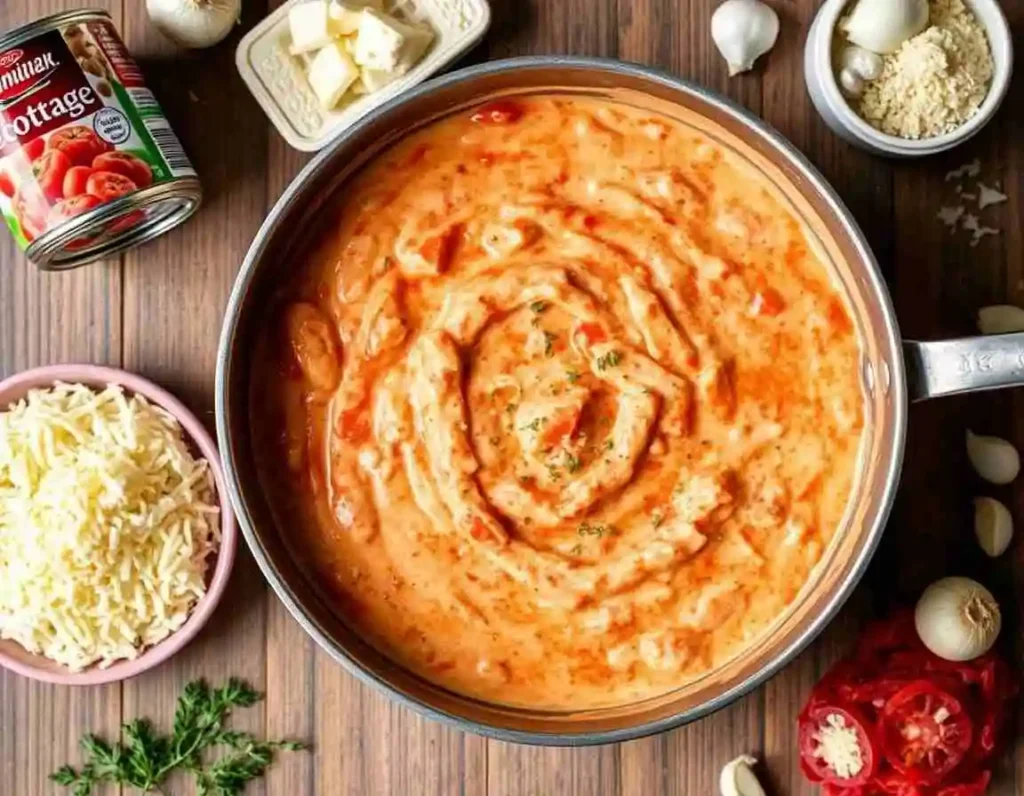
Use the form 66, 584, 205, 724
236, 0, 491, 151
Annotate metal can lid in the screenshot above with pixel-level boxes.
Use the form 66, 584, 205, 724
26, 179, 203, 270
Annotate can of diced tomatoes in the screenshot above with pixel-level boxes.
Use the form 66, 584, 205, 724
0, 9, 202, 270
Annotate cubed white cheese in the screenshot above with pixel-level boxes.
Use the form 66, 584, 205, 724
307, 42, 360, 109
395, 22, 434, 71
289, 0, 335, 54
352, 8, 408, 71
359, 67, 398, 93
328, 1, 364, 36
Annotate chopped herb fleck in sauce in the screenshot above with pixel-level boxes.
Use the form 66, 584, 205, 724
543, 331, 557, 357
577, 521, 613, 538
565, 453, 581, 473
596, 350, 622, 370
529, 300, 549, 314
565, 369, 581, 384
521, 418, 543, 432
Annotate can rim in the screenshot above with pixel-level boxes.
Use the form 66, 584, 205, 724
0, 9, 111, 53
26, 178, 203, 270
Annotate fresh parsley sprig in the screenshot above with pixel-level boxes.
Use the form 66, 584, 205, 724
51, 678, 305, 796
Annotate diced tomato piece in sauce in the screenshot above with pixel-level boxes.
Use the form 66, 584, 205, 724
751, 287, 786, 316
337, 407, 371, 444
576, 322, 608, 345
470, 100, 525, 125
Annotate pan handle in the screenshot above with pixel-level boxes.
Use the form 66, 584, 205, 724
904, 333, 1024, 402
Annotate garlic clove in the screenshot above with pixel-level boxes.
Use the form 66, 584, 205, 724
711, 0, 780, 77
839, 68, 865, 97
840, 46, 883, 81
719, 755, 766, 796
915, 576, 1001, 662
974, 497, 1013, 557
840, 0, 929, 54
977, 304, 1024, 335
966, 430, 1020, 485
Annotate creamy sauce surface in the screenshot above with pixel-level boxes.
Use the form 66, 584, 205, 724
253, 95, 864, 709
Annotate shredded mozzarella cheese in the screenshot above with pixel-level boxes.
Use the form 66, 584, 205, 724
0, 382, 220, 671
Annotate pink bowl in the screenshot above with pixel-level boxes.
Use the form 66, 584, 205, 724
0, 364, 237, 685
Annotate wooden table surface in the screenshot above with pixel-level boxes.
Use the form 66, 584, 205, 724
2, 0, 1023, 794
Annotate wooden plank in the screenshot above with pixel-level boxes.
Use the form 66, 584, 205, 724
116, 2, 272, 792
0, 2, 123, 794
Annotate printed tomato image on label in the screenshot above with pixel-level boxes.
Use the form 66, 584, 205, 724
0, 10, 200, 269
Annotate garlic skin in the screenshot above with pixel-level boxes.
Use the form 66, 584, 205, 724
839, 68, 865, 97
711, 0, 780, 77
966, 430, 1020, 485
840, 0, 929, 54
720, 755, 766, 796
977, 304, 1024, 335
147, 0, 241, 49
915, 576, 1001, 662
840, 46, 883, 80
974, 497, 1013, 557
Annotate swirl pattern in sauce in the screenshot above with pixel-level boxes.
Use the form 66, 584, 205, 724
253, 95, 864, 709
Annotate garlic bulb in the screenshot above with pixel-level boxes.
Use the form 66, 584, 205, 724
839, 68, 865, 97
840, 46, 883, 81
719, 755, 766, 796
147, 0, 241, 49
711, 0, 780, 77
840, 0, 929, 54
977, 304, 1024, 335
966, 430, 1020, 485
915, 577, 1001, 661
974, 497, 1013, 557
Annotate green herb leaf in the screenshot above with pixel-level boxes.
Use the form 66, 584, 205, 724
596, 350, 622, 370
52, 679, 305, 795
565, 453, 581, 473
565, 369, 581, 384
529, 300, 548, 314
543, 330, 557, 357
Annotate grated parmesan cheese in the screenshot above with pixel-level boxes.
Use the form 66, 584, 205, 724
857, 0, 993, 139
0, 383, 220, 671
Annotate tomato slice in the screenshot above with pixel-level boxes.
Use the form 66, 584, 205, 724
880, 681, 973, 784
798, 703, 879, 787
936, 770, 991, 796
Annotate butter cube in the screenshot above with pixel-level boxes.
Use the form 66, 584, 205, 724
307, 42, 360, 109
289, 1, 335, 54
328, 1, 363, 36
352, 9, 408, 71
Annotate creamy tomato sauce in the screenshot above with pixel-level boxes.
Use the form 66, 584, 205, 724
252, 95, 864, 709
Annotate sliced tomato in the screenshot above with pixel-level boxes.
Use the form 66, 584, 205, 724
873, 771, 927, 795
798, 703, 879, 787
86, 170, 137, 202
880, 681, 973, 784
62, 165, 93, 198
47, 125, 105, 166
32, 149, 71, 202
470, 99, 524, 125
936, 770, 991, 796
92, 151, 153, 188
22, 136, 45, 161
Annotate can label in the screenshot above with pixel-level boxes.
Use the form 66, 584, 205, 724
0, 18, 196, 251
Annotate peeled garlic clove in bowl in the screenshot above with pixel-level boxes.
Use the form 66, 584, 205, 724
974, 497, 1013, 557
840, 46, 883, 81
711, 0, 780, 77
966, 430, 1020, 485
840, 0, 929, 54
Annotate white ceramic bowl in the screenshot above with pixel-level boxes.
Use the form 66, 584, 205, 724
804, 0, 1013, 157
